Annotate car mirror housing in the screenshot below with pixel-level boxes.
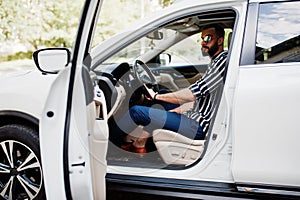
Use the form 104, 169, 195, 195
159, 53, 171, 65
33, 48, 71, 74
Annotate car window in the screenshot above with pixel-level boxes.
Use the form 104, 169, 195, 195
99, 25, 232, 68
164, 33, 211, 66
165, 28, 232, 66
98, 21, 208, 67
101, 28, 179, 65
255, 1, 300, 64
92, 0, 170, 48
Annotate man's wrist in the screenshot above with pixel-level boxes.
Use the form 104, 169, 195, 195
154, 93, 158, 100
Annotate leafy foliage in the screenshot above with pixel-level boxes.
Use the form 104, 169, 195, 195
0, 0, 170, 60
0, 0, 83, 50
159, 0, 175, 8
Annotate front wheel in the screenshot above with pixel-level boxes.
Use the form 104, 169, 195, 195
0, 124, 45, 200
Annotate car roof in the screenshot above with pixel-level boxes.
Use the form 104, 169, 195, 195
249, 0, 288, 2
174, 0, 288, 4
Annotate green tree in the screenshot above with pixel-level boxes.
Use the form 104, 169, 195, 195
0, 0, 83, 50
159, 0, 175, 8
0, 0, 171, 61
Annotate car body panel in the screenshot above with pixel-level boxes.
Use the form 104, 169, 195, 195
39, 68, 74, 199
0, 71, 55, 119
232, 63, 300, 187
231, 0, 300, 188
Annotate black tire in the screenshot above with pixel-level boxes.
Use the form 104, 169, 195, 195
0, 124, 46, 200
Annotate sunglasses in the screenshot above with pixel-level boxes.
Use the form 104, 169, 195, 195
201, 35, 213, 43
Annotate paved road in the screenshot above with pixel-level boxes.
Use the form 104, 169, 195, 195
0, 59, 35, 76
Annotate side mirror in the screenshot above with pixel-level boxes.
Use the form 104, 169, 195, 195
33, 48, 71, 74
159, 53, 171, 65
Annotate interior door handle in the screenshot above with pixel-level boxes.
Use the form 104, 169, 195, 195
172, 73, 184, 78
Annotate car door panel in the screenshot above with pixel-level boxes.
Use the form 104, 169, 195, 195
39, 68, 73, 199
232, 64, 300, 187
152, 64, 207, 90
39, 0, 108, 198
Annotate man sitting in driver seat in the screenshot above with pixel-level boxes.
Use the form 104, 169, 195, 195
113, 24, 228, 154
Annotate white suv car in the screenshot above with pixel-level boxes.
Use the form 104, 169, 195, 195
0, 0, 299, 199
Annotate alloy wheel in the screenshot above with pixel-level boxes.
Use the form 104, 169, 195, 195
0, 140, 43, 200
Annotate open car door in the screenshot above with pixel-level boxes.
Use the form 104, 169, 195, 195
38, 0, 108, 199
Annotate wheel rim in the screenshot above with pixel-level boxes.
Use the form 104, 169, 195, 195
0, 140, 43, 200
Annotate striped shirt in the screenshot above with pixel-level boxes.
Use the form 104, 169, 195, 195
186, 51, 228, 135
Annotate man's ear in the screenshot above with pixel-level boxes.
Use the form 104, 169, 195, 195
218, 37, 224, 46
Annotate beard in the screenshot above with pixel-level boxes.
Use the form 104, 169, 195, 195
202, 42, 219, 58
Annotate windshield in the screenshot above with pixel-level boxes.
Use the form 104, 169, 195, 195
91, 9, 235, 71
92, 0, 171, 48
103, 28, 179, 64
94, 24, 214, 69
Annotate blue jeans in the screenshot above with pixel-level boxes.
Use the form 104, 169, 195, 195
114, 102, 204, 141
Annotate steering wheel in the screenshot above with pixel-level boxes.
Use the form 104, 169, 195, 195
133, 60, 159, 92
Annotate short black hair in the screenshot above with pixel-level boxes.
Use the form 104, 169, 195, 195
202, 24, 225, 38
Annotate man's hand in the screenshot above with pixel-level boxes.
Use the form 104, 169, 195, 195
169, 102, 193, 114
144, 84, 157, 100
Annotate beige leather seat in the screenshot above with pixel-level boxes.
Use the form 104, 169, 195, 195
153, 129, 205, 166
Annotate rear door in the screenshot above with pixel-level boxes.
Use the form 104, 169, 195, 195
39, 0, 108, 199
232, 1, 300, 193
